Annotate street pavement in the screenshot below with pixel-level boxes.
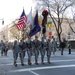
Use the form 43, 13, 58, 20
0, 49, 75, 75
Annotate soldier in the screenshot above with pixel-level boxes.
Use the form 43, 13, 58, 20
13, 40, 24, 67
59, 40, 66, 55
0, 40, 5, 56
33, 36, 40, 65
26, 37, 32, 65
46, 39, 52, 64
5, 41, 9, 56
40, 37, 46, 64
52, 38, 57, 55
19, 39, 26, 59
67, 41, 71, 54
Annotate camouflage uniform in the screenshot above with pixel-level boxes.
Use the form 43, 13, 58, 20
33, 36, 40, 65
52, 38, 57, 55
13, 40, 24, 66
5, 41, 9, 56
26, 38, 32, 65
46, 39, 52, 64
40, 38, 46, 64
0, 40, 5, 56
19, 40, 27, 59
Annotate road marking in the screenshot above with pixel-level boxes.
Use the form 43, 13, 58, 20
0, 59, 75, 66
51, 59, 75, 62
9, 64, 75, 73
29, 70, 39, 75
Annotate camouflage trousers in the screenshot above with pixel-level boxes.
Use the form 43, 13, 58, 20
13, 52, 24, 63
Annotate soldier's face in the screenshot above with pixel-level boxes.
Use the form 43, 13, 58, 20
35, 38, 38, 40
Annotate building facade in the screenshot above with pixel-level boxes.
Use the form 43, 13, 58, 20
0, 18, 75, 42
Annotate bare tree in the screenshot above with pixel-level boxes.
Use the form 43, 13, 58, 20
66, 18, 75, 34
65, 5, 75, 34
33, 0, 73, 42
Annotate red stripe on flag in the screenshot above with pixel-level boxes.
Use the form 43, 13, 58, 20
17, 16, 27, 30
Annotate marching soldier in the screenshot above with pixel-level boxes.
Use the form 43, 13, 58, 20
13, 40, 24, 67
33, 36, 40, 65
26, 37, 32, 65
46, 39, 52, 64
19, 39, 26, 59
52, 38, 57, 55
40, 37, 46, 64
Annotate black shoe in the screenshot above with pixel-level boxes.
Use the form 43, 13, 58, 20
48, 62, 51, 64
42, 63, 44, 64
29, 63, 32, 65
41, 62, 44, 64
21, 63, 24, 66
61, 54, 63, 55
14, 64, 17, 67
35, 63, 38, 65
68, 53, 71, 54
14, 62, 17, 67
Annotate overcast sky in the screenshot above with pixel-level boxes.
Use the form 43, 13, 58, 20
0, 0, 74, 29
0, 0, 35, 29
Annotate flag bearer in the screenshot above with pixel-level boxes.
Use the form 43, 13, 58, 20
40, 37, 46, 64
13, 40, 24, 67
19, 39, 26, 59
33, 36, 40, 65
26, 37, 32, 65
46, 39, 52, 64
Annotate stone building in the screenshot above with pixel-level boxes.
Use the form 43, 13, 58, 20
0, 20, 21, 42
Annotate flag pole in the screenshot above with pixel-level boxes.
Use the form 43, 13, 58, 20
28, 6, 33, 38
22, 7, 25, 40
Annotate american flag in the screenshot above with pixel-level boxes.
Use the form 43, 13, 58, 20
16, 9, 27, 30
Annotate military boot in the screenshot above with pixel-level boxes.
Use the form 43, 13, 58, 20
48, 58, 50, 64
21, 61, 24, 66
28, 59, 32, 65
41, 58, 44, 64
14, 62, 17, 67
35, 59, 38, 65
